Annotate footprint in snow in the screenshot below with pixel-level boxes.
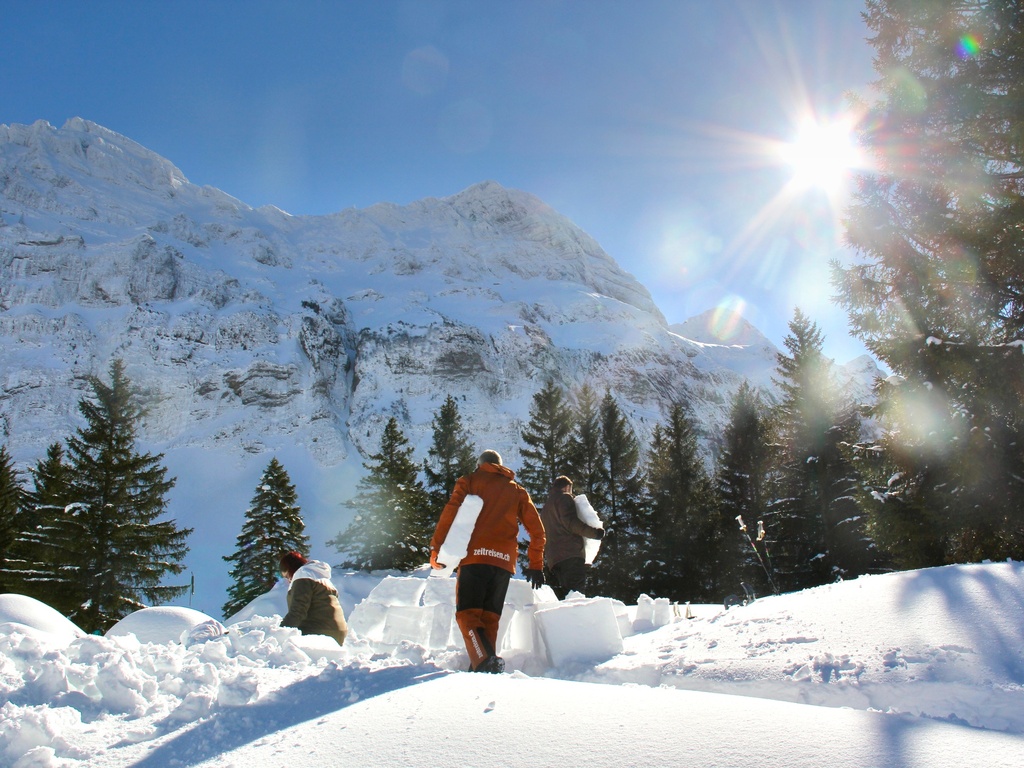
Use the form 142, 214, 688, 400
484, 701, 496, 713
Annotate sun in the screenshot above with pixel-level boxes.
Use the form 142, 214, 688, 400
778, 115, 861, 193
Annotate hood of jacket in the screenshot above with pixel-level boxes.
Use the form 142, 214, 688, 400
289, 559, 335, 591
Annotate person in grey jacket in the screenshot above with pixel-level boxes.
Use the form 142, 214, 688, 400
539, 476, 604, 599
279, 551, 348, 646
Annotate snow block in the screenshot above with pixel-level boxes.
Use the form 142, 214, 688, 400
610, 599, 635, 638
499, 605, 546, 656
347, 600, 389, 642
653, 597, 674, 628
535, 597, 624, 667
425, 603, 456, 650
504, 578, 556, 609
369, 575, 426, 607
350, 574, 561, 660
633, 593, 655, 632
382, 606, 430, 646
422, 577, 456, 606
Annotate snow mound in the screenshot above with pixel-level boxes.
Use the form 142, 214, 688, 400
0, 593, 86, 645
106, 606, 222, 644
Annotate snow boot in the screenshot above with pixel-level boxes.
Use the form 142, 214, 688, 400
475, 655, 505, 674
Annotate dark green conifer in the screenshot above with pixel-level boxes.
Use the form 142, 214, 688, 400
0, 445, 27, 593
834, 0, 1024, 564
1, 443, 75, 604
566, 383, 607, 508
715, 382, 775, 595
518, 379, 574, 500
223, 457, 309, 618
588, 392, 645, 602
423, 395, 477, 512
642, 403, 717, 601
62, 360, 190, 633
330, 417, 432, 571
768, 311, 869, 591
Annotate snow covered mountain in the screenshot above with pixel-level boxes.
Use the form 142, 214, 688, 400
0, 119, 879, 614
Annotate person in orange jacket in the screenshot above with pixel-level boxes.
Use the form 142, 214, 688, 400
429, 449, 546, 673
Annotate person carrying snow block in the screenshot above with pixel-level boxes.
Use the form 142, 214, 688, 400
429, 449, 546, 673
279, 551, 348, 646
539, 476, 604, 600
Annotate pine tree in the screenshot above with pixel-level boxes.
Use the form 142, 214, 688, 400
768, 310, 869, 591
1, 443, 75, 604
423, 395, 477, 513
589, 392, 645, 602
222, 457, 309, 618
566, 383, 607, 507
61, 360, 191, 633
329, 416, 432, 571
641, 403, 718, 602
518, 379, 575, 500
715, 382, 775, 596
0, 445, 27, 593
834, 0, 1024, 564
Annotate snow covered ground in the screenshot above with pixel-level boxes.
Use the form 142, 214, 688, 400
2, 561, 1022, 767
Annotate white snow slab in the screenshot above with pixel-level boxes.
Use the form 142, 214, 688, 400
574, 493, 603, 564
382, 606, 431, 646
433, 493, 484, 578
535, 596, 624, 666
504, 577, 557, 608
347, 600, 389, 642
368, 575, 425, 606
422, 575, 456, 605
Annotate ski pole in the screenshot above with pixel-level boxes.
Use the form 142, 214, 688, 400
755, 520, 779, 595
736, 516, 778, 595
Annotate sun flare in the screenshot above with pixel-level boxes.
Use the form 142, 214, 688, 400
778, 116, 861, 192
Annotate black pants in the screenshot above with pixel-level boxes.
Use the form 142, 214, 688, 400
456, 563, 512, 614
546, 556, 587, 600
455, 563, 511, 668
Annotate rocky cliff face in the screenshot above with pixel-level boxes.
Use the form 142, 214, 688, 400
0, 118, 791, 468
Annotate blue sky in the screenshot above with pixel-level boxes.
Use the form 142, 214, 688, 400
3, 1, 877, 362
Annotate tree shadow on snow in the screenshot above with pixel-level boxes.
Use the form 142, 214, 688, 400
895, 562, 1024, 685
123, 662, 449, 768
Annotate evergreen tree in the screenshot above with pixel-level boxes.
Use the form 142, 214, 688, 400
589, 392, 645, 602
641, 403, 718, 602
329, 416, 432, 571
518, 379, 575, 500
0, 445, 27, 593
566, 383, 607, 508
423, 395, 477, 513
714, 382, 775, 596
768, 310, 870, 591
1, 443, 75, 604
222, 457, 309, 618
834, 0, 1024, 564
62, 360, 191, 633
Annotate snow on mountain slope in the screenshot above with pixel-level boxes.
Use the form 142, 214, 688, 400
0, 118, 877, 615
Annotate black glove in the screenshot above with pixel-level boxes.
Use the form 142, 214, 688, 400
593, 527, 605, 540
524, 568, 544, 589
